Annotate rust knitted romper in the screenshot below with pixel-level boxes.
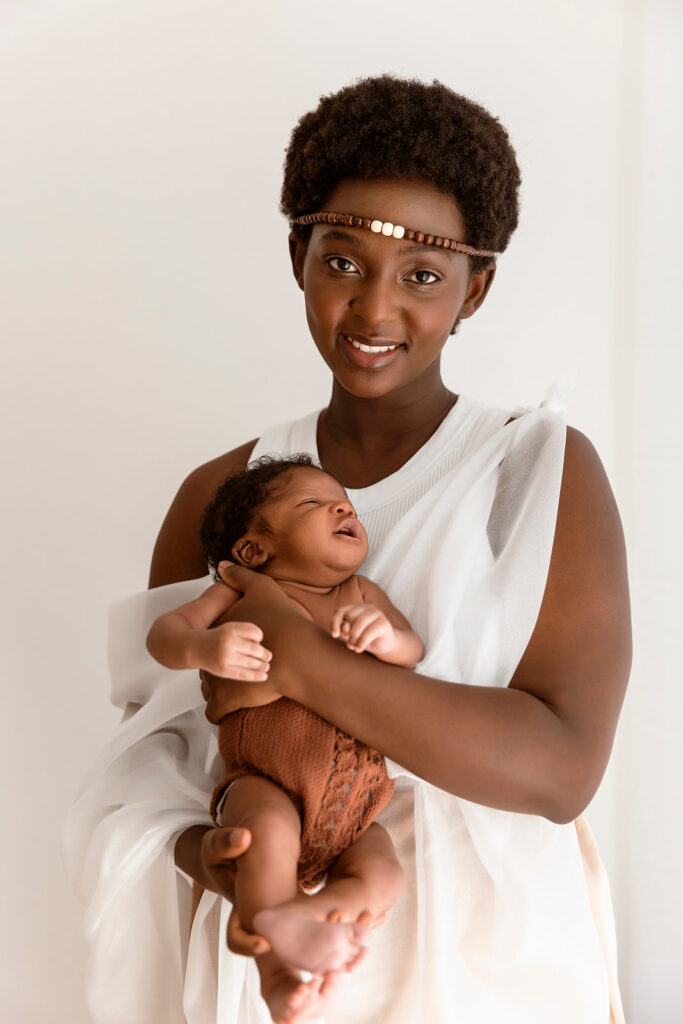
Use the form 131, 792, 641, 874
211, 698, 395, 891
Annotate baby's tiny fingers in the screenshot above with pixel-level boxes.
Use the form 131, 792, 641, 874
330, 605, 355, 636
360, 622, 388, 648
231, 621, 264, 643
230, 653, 271, 671
346, 613, 380, 645
234, 640, 272, 662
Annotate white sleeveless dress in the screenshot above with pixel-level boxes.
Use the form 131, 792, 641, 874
64, 394, 624, 1024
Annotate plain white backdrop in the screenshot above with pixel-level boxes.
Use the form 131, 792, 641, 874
1, 0, 681, 1020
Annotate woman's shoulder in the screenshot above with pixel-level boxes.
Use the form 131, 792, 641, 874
148, 437, 257, 589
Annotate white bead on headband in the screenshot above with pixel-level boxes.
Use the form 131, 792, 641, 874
292, 211, 497, 258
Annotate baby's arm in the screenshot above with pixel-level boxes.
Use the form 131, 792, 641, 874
146, 582, 272, 681
330, 577, 424, 669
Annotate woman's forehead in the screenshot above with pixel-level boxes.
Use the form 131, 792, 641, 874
322, 176, 466, 243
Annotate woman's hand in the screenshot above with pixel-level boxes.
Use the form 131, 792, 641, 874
176, 825, 271, 956
217, 561, 285, 601
199, 667, 282, 722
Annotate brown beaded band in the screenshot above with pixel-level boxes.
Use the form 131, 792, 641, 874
293, 211, 497, 258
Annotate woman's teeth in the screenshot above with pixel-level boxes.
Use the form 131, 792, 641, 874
346, 336, 400, 354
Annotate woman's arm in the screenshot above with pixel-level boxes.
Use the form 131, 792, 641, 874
205, 428, 631, 824
149, 439, 257, 587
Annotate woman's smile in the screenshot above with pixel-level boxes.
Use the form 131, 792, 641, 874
338, 332, 406, 370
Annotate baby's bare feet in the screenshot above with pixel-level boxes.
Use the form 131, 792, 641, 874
253, 905, 369, 974
260, 967, 343, 1024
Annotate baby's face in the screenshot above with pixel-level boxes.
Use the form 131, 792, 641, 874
256, 466, 368, 585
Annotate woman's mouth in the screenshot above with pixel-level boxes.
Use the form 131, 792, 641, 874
339, 334, 405, 367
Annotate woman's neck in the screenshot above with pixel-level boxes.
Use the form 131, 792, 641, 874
318, 380, 457, 489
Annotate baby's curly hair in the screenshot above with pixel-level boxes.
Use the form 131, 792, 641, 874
281, 75, 521, 274
201, 454, 317, 580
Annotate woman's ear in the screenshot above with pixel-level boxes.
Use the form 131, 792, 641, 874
231, 536, 269, 568
289, 232, 307, 291
457, 263, 497, 321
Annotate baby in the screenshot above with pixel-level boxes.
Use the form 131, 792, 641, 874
146, 455, 423, 1024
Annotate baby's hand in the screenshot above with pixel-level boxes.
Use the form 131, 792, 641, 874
330, 604, 396, 657
198, 622, 272, 681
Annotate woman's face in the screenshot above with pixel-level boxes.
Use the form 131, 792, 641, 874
292, 177, 494, 402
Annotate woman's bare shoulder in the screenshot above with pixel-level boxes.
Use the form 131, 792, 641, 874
148, 438, 257, 589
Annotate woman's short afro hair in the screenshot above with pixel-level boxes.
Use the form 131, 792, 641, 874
281, 75, 521, 273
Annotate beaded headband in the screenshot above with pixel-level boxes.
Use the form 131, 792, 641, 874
292, 211, 497, 259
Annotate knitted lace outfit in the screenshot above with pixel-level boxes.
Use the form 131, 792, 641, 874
211, 699, 394, 890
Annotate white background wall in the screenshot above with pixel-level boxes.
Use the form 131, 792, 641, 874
1, 0, 681, 1020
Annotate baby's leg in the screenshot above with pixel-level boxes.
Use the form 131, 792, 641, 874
254, 823, 405, 967
221, 775, 301, 932
314, 822, 405, 922
222, 777, 368, 1023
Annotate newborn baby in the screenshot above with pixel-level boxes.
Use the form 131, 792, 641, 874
147, 455, 423, 1024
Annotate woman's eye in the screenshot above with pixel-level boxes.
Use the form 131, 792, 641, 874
325, 256, 359, 274
407, 268, 441, 285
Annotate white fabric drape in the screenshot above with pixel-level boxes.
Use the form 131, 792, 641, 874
64, 394, 622, 1023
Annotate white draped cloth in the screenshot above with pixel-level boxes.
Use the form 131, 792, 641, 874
64, 392, 625, 1024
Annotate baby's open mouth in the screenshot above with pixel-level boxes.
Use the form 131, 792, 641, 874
335, 518, 361, 539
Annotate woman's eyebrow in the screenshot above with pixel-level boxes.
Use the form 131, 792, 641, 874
319, 228, 454, 259
319, 229, 364, 249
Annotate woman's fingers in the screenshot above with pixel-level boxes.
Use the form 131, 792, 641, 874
200, 826, 251, 901
202, 825, 251, 863
227, 907, 271, 957
200, 670, 282, 722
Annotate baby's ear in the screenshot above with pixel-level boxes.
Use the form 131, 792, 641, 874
231, 536, 269, 568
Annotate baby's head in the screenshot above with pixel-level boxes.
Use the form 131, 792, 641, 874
281, 75, 521, 276
201, 455, 368, 587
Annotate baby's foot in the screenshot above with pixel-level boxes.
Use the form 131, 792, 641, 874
328, 908, 385, 930
261, 967, 342, 1024
253, 905, 369, 974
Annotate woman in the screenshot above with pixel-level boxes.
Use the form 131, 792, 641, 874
68, 76, 631, 1024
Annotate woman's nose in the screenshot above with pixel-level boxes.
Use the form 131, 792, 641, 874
349, 274, 399, 324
